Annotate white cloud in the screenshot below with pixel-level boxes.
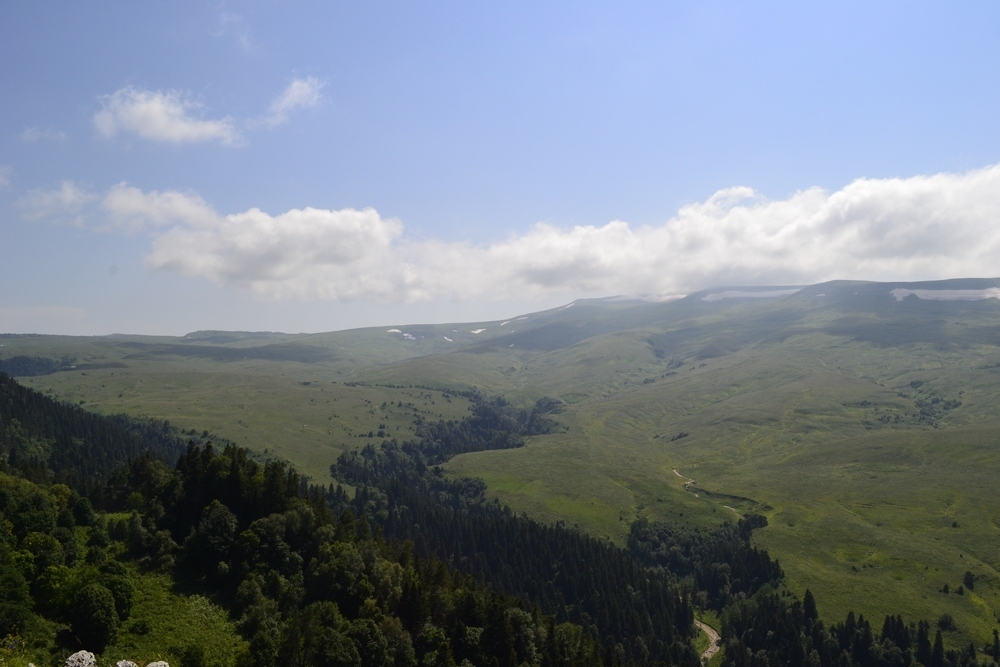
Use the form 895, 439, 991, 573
18, 181, 98, 223
25, 164, 1000, 303
20, 127, 67, 142
102, 183, 219, 232
0, 165, 11, 188
260, 77, 325, 127
148, 206, 403, 299
94, 87, 241, 145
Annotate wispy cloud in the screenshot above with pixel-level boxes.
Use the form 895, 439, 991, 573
25, 164, 1000, 303
259, 77, 325, 127
20, 126, 67, 143
102, 183, 222, 232
216, 10, 254, 54
94, 78, 324, 145
0, 165, 11, 188
94, 87, 241, 145
18, 181, 98, 224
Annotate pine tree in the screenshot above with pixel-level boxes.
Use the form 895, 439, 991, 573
932, 629, 945, 667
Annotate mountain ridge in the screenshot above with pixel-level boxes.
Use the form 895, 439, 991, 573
6, 276, 1000, 644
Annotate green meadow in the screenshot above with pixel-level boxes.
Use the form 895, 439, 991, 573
4, 332, 475, 483
1, 571, 246, 667
7, 278, 1000, 647
102, 573, 246, 667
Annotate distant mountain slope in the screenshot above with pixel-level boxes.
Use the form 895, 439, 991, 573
7, 277, 1000, 645
358, 278, 1000, 393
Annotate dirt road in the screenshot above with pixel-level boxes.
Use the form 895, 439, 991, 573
695, 619, 721, 663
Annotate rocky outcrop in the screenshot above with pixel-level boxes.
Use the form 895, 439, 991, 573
66, 651, 97, 667
65, 652, 96, 667
63, 654, 166, 667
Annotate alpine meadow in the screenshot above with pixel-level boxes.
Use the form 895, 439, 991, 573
6, 3, 1000, 667
6, 278, 1000, 665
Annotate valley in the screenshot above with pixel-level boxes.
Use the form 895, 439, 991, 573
6, 277, 1000, 647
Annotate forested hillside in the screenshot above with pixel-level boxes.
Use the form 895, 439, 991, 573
5, 311, 1000, 667
12, 279, 1000, 646
0, 372, 185, 491
0, 374, 615, 667
329, 394, 1000, 667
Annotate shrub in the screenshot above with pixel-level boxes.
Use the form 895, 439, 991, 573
71, 584, 119, 652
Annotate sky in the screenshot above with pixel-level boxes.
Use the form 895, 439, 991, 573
2, 2, 1000, 336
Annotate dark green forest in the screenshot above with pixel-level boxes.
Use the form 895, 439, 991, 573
1, 373, 998, 667
0, 356, 71, 378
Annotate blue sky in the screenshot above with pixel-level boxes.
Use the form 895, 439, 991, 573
3, 2, 1000, 335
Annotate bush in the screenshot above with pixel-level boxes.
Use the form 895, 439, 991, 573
0, 547, 32, 636
179, 643, 207, 667
71, 584, 119, 652
97, 561, 134, 620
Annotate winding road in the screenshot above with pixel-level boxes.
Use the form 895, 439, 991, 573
695, 620, 721, 663
674, 469, 724, 662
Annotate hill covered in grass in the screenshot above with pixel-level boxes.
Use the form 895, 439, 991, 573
10, 361, 985, 667
0, 376, 667, 667
6, 277, 1000, 647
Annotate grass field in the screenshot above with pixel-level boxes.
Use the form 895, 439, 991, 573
6, 332, 474, 482
7, 571, 246, 667
445, 328, 1000, 645
7, 278, 1000, 647
20, 365, 471, 483
103, 573, 247, 667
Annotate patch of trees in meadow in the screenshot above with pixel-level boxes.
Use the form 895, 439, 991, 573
3, 372, 997, 667
626, 514, 783, 611
720, 588, 994, 667
0, 356, 73, 377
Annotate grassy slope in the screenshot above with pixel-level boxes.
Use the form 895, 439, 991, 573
104, 573, 246, 667
437, 283, 1000, 645
12, 569, 245, 667
7, 279, 1000, 646
4, 332, 474, 483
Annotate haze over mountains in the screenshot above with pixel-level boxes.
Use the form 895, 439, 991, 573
6, 5, 1000, 664
6, 276, 1000, 645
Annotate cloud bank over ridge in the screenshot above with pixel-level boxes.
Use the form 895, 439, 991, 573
25, 164, 1000, 303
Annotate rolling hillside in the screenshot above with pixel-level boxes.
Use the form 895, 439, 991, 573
6, 277, 1000, 645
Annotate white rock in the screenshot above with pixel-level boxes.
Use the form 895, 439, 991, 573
146, 662, 170, 667
116, 661, 139, 667
65, 652, 96, 667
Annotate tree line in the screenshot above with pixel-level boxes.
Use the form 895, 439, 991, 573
2, 372, 997, 667
0, 376, 616, 666
330, 393, 1000, 667
0, 372, 186, 492
720, 588, 994, 667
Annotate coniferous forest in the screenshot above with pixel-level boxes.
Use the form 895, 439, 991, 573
1, 372, 998, 667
